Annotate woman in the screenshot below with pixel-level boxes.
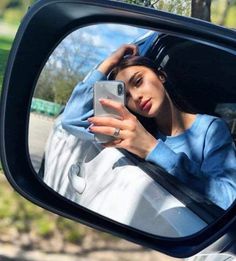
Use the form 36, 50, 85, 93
62, 44, 236, 210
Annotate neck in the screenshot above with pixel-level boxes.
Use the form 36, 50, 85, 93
154, 96, 195, 136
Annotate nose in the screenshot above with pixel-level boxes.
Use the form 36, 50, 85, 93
130, 90, 143, 103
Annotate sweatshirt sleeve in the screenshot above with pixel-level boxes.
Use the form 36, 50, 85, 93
61, 69, 106, 140
145, 119, 236, 210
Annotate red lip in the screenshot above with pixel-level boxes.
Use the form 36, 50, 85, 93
140, 98, 152, 111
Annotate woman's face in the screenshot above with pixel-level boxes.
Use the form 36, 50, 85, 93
115, 66, 167, 118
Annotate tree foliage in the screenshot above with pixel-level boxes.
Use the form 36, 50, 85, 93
0, 0, 35, 18
124, 0, 191, 16
154, 0, 191, 16
217, 0, 236, 25
35, 31, 102, 105
0, 0, 10, 17
123, 0, 236, 26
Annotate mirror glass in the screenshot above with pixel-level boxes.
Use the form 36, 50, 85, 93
29, 23, 236, 238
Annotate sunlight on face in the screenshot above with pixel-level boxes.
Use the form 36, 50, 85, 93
115, 66, 167, 118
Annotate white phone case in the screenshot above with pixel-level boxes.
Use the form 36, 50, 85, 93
93, 81, 125, 143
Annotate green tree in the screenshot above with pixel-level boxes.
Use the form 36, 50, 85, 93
123, 0, 154, 6
34, 66, 55, 102
217, 0, 236, 25
35, 30, 102, 105
0, 0, 35, 21
123, 0, 191, 16
123, 0, 211, 20
153, 0, 191, 16
0, 0, 10, 17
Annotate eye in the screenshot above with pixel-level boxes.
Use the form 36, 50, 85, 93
134, 77, 142, 87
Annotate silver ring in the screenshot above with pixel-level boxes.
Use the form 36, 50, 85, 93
113, 128, 120, 137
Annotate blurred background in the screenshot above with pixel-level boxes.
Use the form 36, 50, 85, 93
0, 1, 236, 260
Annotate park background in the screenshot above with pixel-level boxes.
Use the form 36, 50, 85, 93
0, 1, 236, 260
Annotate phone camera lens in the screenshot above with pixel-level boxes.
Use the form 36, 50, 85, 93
117, 84, 123, 95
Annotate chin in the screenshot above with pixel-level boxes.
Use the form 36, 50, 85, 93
139, 110, 156, 118
131, 107, 156, 118
144, 106, 159, 118
145, 113, 156, 118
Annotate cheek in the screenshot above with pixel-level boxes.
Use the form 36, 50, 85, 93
150, 82, 165, 98
143, 78, 160, 93
126, 98, 140, 114
126, 98, 135, 110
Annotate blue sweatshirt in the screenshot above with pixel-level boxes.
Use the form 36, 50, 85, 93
62, 69, 236, 210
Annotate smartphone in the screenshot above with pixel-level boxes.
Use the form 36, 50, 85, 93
93, 80, 125, 143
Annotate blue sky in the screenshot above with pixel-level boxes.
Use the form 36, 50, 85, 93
74, 23, 150, 54
51, 23, 152, 74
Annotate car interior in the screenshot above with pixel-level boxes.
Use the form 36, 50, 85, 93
151, 34, 236, 141
123, 32, 236, 222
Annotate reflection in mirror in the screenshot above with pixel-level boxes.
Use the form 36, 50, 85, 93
29, 23, 236, 238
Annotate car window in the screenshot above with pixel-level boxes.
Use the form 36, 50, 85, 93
151, 37, 236, 116
215, 104, 236, 142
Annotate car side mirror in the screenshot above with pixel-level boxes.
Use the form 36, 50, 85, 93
1, 0, 236, 258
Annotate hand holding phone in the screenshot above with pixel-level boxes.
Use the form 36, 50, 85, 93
93, 81, 125, 143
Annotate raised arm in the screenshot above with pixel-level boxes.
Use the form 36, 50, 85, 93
61, 44, 139, 140
61, 69, 106, 140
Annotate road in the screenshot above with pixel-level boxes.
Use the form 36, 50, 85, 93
0, 242, 182, 261
28, 113, 55, 172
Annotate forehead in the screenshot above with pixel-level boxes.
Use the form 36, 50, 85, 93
115, 66, 147, 81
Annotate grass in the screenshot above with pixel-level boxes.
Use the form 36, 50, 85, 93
0, 34, 12, 91
0, 35, 13, 50
0, 48, 10, 89
0, 35, 10, 170
0, 174, 113, 248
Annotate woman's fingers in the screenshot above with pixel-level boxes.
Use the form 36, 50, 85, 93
102, 139, 123, 147
88, 99, 138, 132
121, 44, 139, 56
89, 125, 124, 139
98, 44, 138, 75
88, 116, 125, 128
98, 98, 131, 119
113, 44, 138, 59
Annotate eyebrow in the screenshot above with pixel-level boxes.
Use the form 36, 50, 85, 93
128, 72, 141, 86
